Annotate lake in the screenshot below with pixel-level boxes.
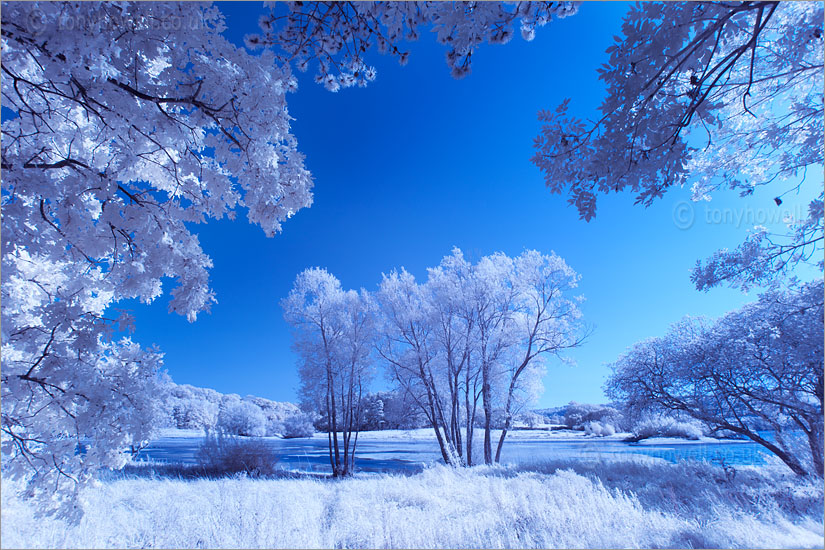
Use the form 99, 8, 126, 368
134, 430, 768, 475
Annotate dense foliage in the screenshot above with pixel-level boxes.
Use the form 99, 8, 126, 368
607, 282, 824, 476
532, 2, 824, 290
168, 383, 315, 438
1, 1, 314, 517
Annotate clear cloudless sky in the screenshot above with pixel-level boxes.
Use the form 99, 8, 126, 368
121, 2, 821, 408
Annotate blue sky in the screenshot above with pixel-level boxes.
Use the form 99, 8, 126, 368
123, 2, 820, 407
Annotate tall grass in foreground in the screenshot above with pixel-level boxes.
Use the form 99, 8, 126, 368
2, 457, 822, 549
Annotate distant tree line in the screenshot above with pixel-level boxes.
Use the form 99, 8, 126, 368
166, 383, 315, 439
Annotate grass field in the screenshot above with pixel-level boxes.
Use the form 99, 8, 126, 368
2, 456, 822, 549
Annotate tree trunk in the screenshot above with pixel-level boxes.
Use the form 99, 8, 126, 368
806, 419, 824, 477
495, 377, 519, 463
482, 368, 492, 465
431, 417, 452, 464
330, 385, 342, 477
741, 426, 809, 476
465, 380, 473, 466
451, 369, 463, 462
325, 383, 335, 474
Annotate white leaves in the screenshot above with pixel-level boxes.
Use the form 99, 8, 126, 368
2, 1, 314, 515
691, 193, 825, 291
607, 281, 824, 475
534, 1, 824, 219
255, 1, 578, 86
378, 247, 584, 403
532, 1, 824, 288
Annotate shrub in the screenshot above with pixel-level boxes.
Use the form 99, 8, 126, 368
564, 402, 625, 430
216, 401, 267, 437
196, 431, 279, 477
517, 411, 548, 428
632, 414, 705, 441
584, 421, 616, 436
171, 399, 219, 430
283, 414, 315, 438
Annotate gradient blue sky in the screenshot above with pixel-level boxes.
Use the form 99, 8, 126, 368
123, 2, 820, 408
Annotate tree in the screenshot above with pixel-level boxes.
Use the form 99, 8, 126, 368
282, 413, 316, 438
357, 393, 386, 431
531, 1, 824, 290
376, 248, 584, 465
376, 268, 460, 463
606, 281, 824, 477
248, 1, 579, 83
469, 252, 519, 464
493, 250, 585, 462
379, 390, 428, 430
165, 382, 313, 436
282, 268, 374, 476
425, 249, 479, 464
171, 397, 220, 431
245, 395, 314, 437
563, 401, 624, 432
216, 399, 267, 437
1, 0, 585, 509
2, 1, 312, 516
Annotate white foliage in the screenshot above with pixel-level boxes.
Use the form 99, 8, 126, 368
167, 383, 313, 437
216, 401, 267, 438
632, 413, 705, 441
250, 1, 579, 83
376, 248, 584, 465
607, 281, 824, 476
1, 1, 313, 517
584, 421, 616, 437
282, 268, 375, 475
531, 2, 824, 289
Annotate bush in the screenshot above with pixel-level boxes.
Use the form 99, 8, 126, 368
283, 414, 315, 438
632, 414, 705, 441
171, 399, 219, 430
216, 401, 267, 437
564, 402, 625, 431
516, 411, 549, 428
584, 421, 616, 436
196, 431, 279, 477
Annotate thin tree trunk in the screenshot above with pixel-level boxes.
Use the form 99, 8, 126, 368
349, 378, 364, 474
451, 368, 463, 462
426, 366, 457, 461
465, 379, 473, 466
431, 415, 452, 464
482, 367, 492, 465
330, 382, 341, 476
326, 387, 335, 473
495, 378, 518, 463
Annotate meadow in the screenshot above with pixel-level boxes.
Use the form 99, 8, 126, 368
3, 456, 822, 549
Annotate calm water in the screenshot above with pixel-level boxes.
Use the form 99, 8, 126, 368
135, 432, 767, 475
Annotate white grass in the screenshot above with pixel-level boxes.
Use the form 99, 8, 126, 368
3, 458, 822, 549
